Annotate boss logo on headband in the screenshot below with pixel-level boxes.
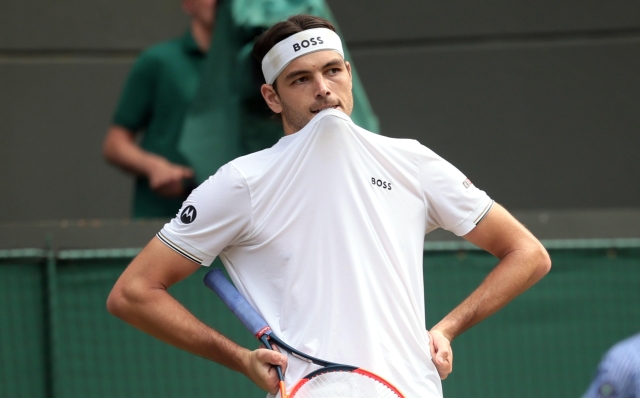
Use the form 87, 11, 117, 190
292, 37, 324, 52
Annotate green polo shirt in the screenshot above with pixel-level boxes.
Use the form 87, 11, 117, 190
113, 31, 206, 219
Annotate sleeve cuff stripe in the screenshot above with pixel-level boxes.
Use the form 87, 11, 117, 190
156, 232, 203, 265
474, 200, 494, 225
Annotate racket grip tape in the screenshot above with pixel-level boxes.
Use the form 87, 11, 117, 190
203, 268, 271, 338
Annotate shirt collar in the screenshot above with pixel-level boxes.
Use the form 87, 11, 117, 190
278, 108, 353, 143
181, 30, 205, 55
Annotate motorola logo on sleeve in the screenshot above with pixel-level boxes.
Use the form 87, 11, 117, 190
180, 206, 197, 224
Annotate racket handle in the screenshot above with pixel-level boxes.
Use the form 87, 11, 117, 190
203, 268, 271, 338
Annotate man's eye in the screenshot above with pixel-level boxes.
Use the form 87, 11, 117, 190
294, 77, 308, 83
327, 68, 340, 75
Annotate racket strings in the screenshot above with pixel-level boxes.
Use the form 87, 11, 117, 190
291, 370, 402, 398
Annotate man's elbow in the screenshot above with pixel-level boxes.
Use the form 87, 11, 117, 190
102, 126, 133, 165
106, 284, 127, 319
106, 280, 145, 319
102, 135, 118, 165
531, 242, 552, 281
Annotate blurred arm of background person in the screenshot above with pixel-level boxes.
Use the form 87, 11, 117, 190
581, 332, 640, 398
103, 125, 194, 198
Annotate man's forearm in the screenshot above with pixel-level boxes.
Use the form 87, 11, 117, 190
432, 245, 550, 341
107, 284, 250, 374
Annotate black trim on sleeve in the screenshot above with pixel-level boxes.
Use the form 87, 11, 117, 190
156, 232, 202, 265
474, 200, 494, 225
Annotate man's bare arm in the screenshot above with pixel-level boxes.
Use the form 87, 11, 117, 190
102, 125, 193, 197
429, 203, 551, 378
107, 237, 286, 393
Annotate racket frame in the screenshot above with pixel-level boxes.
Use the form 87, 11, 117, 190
289, 366, 405, 398
203, 268, 404, 398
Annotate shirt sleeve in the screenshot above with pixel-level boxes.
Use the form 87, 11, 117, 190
418, 145, 493, 236
112, 50, 158, 132
157, 163, 253, 266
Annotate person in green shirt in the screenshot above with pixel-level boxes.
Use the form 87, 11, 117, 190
103, 0, 216, 219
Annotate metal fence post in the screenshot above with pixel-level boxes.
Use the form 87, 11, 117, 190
43, 235, 58, 398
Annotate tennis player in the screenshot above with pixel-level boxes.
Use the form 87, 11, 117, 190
107, 14, 551, 397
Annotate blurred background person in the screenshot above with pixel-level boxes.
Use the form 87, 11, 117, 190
102, 0, 217, 219
582, 332, 640, 398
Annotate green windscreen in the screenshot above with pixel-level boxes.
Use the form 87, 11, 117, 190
425, 248, 640, 397
1, 248, 639, 398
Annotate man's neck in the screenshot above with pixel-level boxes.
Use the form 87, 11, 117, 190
191, 21, 212, 53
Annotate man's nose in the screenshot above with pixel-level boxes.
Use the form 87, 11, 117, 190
314, 76, 331, 98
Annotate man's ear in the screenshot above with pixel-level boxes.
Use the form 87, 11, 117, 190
261, 84, 283, 114
345, 61, 353, 89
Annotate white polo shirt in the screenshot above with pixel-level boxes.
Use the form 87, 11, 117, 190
159, 109, 493, 397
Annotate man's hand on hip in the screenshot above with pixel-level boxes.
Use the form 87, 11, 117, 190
429, 328, 453, 380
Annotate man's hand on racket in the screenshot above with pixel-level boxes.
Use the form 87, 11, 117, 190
428, 329, 453, 380
243, 348, 288, 394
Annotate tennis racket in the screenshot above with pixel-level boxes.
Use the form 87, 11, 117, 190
204, 268, 405, 398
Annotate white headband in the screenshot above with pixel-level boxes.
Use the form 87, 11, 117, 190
261, 28, 344, 85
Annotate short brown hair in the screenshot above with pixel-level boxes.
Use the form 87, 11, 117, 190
253, 14, 337, 63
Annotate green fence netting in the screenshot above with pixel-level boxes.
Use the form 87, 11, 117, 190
1, 245, 639, 398
0, 255, 47, 398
